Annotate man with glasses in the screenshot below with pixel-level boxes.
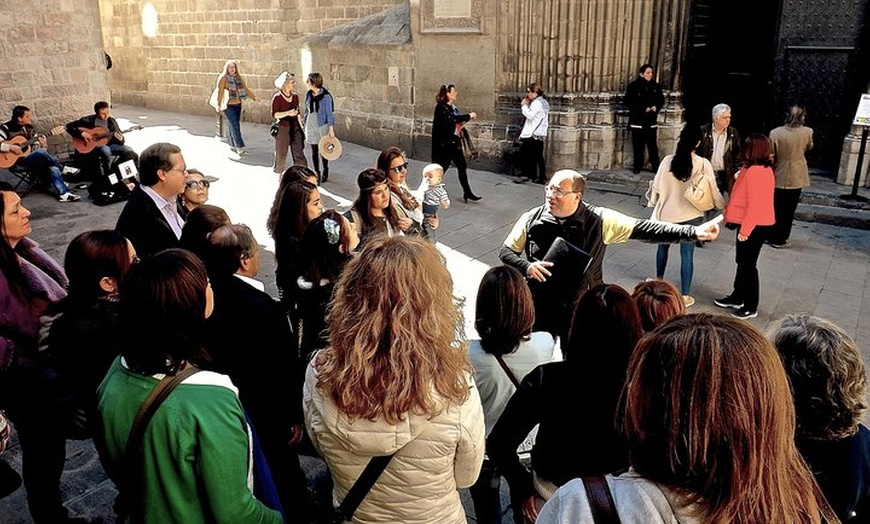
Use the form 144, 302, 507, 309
116, 142, 187, 258
500, 169, 722, 340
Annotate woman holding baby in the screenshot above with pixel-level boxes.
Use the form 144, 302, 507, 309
376, 146, 444, 242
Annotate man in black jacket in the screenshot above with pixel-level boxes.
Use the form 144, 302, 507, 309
698, 103, 742, 196
499, 170, 721, 341
626, 64, 665, 173
203, 224, 311, 522
115, 142, 185, 258
66, 101, 138, 179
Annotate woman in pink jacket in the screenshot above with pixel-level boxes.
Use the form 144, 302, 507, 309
715, 134, 775, 319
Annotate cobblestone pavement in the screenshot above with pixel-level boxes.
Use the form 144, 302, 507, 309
1, 105, 869, 523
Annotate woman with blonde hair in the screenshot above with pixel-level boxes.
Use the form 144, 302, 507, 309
213, 60, 257, 155
303, 235, 485, 524
538, 313, 838, 523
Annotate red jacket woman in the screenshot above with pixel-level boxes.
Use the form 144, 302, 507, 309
716, 134, 776, 319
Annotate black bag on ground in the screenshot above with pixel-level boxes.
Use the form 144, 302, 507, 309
88, 177, 131, 206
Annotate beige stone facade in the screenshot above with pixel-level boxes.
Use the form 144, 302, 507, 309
0, 0, 110, 155
94, 0, 695, 173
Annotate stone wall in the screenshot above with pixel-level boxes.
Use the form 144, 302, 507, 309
0, 0, 109, 155
296, 0, 403, 34
99, 0, 308, 123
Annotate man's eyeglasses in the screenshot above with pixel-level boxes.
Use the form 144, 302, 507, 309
185, 180, 210, 190
391, 162, 409, 174
545, 185, 579, 198
168, 166, 188, 175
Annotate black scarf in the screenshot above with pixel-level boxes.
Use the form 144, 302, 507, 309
307, 88, 330, 114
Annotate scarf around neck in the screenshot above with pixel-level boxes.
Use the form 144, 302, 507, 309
227, 74, 247, 100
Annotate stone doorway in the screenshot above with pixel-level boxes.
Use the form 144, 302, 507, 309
681, 0, 780, 137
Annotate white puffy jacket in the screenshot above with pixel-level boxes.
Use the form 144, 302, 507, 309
303, 361, 485, 524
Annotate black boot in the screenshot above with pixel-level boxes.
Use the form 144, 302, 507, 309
321, 167, 328, 183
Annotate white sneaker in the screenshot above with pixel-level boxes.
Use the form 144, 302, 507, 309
61, 166, 81, 175
58, 192, 81, 202
682, 295, 695, 307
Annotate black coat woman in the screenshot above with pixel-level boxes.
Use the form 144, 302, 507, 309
431, 84, 481, 203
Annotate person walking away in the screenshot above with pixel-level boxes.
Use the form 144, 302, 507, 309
768, 105, 813, 248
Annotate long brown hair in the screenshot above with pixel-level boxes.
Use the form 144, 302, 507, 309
620, 314, 835, 523
377, 146, 418, 210
317, 236, 471, 424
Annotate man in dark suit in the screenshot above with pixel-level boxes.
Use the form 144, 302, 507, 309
115, 142, 186, 258
203, 224, 311, 522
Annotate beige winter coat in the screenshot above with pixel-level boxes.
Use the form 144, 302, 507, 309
651, 153, 725, 223
770, 125, 813, 189
303, 361, 486, 524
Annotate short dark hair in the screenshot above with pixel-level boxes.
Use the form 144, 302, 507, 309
179, 204, 231, 261
474, 266, 535, 356
527, 82, 544, 97
205, 223, 257, 277
138, 142, 181, 186
307, 72, 323, 89
638, 63, 654, 75
119, 248, 211, 375
94, 101, 110, 113
741, 133, 773, 167
11, 105, 29, 122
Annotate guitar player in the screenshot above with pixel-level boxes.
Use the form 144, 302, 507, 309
0, 105, 80, 201
65, 101, 138, 181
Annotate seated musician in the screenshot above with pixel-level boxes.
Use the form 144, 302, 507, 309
0, 105, 80, 201
65, 101, 139, 179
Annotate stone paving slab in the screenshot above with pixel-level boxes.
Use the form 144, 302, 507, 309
1, 104, 869, 523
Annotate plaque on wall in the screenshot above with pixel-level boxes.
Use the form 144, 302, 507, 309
422, 0, 483, 34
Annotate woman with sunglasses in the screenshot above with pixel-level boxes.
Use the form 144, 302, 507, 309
376, 146, 437, 240
176, 169, 211, 220
432, 83, 481, 203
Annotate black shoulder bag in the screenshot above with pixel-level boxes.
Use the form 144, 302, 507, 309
331, 452, 397, 523
114, 365, 201, 522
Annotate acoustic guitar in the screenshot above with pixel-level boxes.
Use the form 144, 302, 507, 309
71, 127, 125, 154
0, 126, 65, 169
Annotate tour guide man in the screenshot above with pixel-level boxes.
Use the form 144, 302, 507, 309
499, 169, 722, 340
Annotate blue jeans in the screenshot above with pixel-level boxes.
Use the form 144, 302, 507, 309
19, 149, 70, 196
655, 217, 703, 295
223, 104, 245, 148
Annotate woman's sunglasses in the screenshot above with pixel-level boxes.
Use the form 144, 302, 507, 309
185, 180, 210, 190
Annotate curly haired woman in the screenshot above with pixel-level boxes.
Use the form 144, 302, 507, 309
303, 236, 484, 523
